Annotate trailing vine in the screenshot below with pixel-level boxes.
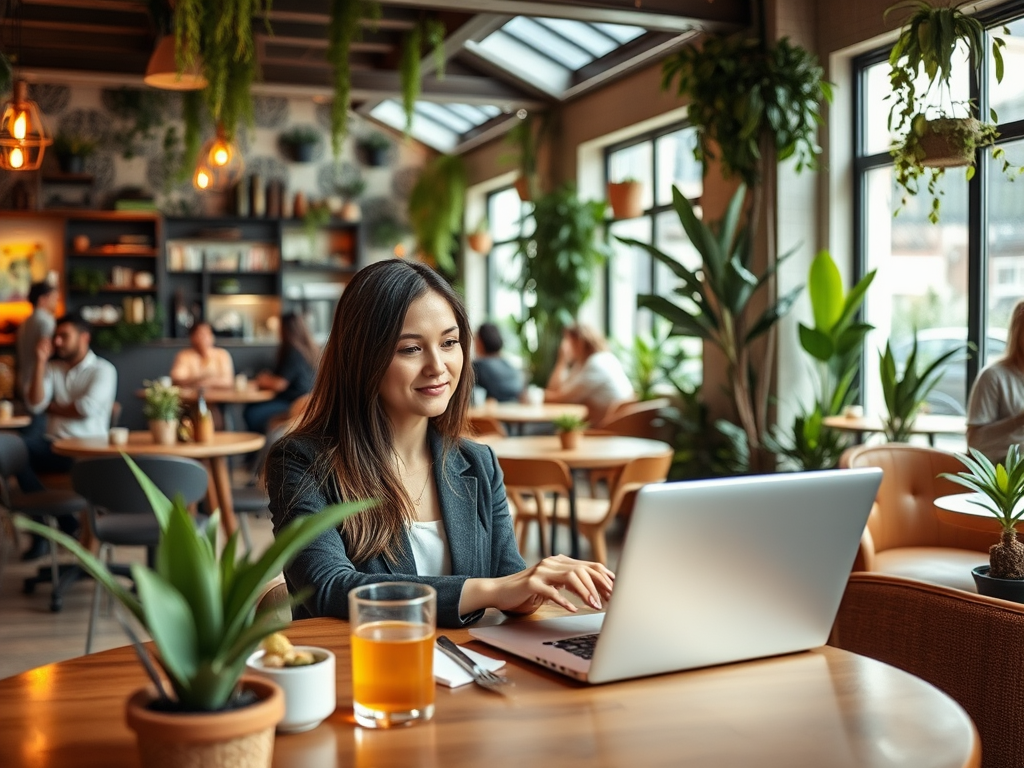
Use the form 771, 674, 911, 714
327, 0, 381, 156
400, 18, 447, 135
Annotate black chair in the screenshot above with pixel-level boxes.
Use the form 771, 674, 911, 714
0, 432, 88, 611
71, 455, 209, 653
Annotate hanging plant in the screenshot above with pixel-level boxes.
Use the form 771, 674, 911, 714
173, 0, 270, 139
399, 18, 446, 135
327, 0, 382, 156
408, 154, 466, 277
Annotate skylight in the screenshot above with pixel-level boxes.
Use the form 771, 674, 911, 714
369, 100, 503, 152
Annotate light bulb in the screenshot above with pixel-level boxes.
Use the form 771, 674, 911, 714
12, 111, 27, 140
9, 147, 24, 169
195, 170, 210, 189
212, 144, 229, 166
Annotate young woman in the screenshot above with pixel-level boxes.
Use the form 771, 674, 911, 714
266, 259, 614, 628
245, 312, 319, 433
544, 323, 634, 425
967, 299, 1024, 462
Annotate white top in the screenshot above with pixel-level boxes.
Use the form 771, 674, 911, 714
408, 520, 452, 577
170, 347, 235, 389
560, 351, 635, 423
966, 360, 1024, 462
27, 350, 117, 439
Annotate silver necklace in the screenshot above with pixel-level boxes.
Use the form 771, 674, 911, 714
410, 463, 432, 506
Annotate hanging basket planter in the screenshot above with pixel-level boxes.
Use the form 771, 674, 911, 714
917, 117, 980, 168
467, 231, 493, 254
514, 175, 531, 202
607, 180, 643, 219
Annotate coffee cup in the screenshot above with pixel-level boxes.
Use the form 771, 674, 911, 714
235, 373, 249, 391
526, 385, 545, 406
0, 401, 13, 421
109, 427, 129, 446
158, 375, 172, 388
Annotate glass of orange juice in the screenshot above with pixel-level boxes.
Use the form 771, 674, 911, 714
349, 582, 436, 728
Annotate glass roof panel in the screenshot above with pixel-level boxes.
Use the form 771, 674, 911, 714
446, 103, 501, 124
414, 102, 476, 133
472, 31, 572, 95
369, 100, 458, 152
502, 17, 594, 69
533, 19, 619, 58
591, 22, 646, 43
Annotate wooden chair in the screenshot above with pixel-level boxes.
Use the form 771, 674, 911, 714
499, 456, 573, 558
846, 444, 995, 590
505, 453, 672, 564
256, 576, 291, 624
830, 572, 1024, 768
596, 398, 674, 442
466, 415, 507, 438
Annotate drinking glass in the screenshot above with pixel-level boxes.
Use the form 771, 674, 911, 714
349, 582, 436, 728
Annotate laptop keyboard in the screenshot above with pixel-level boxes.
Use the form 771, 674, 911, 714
543, 634, 599, 660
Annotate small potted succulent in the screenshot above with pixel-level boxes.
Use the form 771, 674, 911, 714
13, 456, 369, 768
606, 177, 643, 219
142, 379, 180, 446
358, 131, 392, 167
553, 413, 589, 450
941, 445, 1024, 602
53, 132, 97, 174
279, 125, 323, 163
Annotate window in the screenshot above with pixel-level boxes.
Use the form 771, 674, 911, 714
605, 123, 703, 389
483, 185, 531, 352
854, 8, 1024, 420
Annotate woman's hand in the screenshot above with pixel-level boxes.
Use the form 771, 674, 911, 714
461, 556, 615, 617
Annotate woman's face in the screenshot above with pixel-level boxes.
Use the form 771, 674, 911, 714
379, 290, 463, 425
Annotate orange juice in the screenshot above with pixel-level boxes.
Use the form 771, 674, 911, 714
351, 620, 434, 714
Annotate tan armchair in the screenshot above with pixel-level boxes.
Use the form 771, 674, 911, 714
831, 572, 1024, 768
846, 444, 995, 591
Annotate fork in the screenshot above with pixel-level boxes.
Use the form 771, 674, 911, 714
436, 635, 513, 693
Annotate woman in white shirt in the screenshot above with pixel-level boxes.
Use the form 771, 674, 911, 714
967, 299, 1024, 462
544, 323, 634, 425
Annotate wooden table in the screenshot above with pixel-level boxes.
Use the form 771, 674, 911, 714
0, 414, 31, 429
478, 434, 673, 557
51, 432, 266, 536
0, 612, 980, 768
934, 492, 1011, 534
135, 386, 276, 405
469, 402, 588, 435
822, 414, 966, 446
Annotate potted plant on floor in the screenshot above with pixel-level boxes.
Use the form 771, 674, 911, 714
607, 177, 643, 219
886, 0, 1015, 223
941, 446, 1024, 602
879, 333, 963, 442
553, 413, 589, 450
142, 379, 180, 446
13, 456, 369, 768
279, 126, 322, 163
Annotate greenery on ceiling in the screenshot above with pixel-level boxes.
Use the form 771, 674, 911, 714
327, 0, 382, 156
400, 19, 447, 135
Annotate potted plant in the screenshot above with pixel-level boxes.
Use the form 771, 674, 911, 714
886, 0, 1014, 223
466, 218, 492, 254
335, 175, 366, 222
408, 154, 467, 278
504, 115, 545, 201
142, 379, 180, 446
13, 455, 369, 768
553, 413, 589, 450
358, 131, 392, 167
607, 177, 643, 219
879, 333, 963, 442
53, 133, 97, 174
279, 125, 322, 163
941, 446, 1024, 602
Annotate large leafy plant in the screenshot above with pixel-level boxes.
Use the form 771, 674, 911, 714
879, 333, 962, 442
514, 184, 610, 386
941, 446, 1024, 579
621, 184, 802, 472
408, 154, 467, 279
14, 455, 369, 711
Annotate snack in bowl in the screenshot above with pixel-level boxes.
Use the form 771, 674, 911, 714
259, 632, 316, 668
247, 633, 337, 733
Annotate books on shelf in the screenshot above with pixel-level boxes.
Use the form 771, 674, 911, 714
167, 241, 280, 273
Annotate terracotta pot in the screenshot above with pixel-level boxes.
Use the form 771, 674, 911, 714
340, 200, 361, 222
126, 676, 284, 768
607, 181, 644, 219
559, 430, 580, 450
148, 419, 178, 446
918, 117, 979, 169
467, 231, 493, 254
514, 175, 531, 202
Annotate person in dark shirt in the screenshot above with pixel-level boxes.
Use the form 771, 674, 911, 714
245, 312, 318, 433
472, 323, 523, 402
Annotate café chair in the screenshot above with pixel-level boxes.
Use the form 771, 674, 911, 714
845, 444, 994, 591
466, 415, 507, 438
257, 576, 291, 624
500, 456, 573, 558
71, 455, 208, 654
830, 572, 1024, 768
0, 432, 89, 611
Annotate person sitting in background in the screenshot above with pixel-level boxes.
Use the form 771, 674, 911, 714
245, 313, 319, 434
20, 313, 116, 559
544, 323, 634, 425
15, 281, 59, 438
967, 299, 1024, 462
472, 322, 523, 403
170, 321, 234, 389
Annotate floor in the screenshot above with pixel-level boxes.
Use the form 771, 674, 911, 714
0, 503, 622, 680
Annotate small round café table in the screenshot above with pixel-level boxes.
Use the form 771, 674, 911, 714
822, 414, 966, 447
51, 431, 266, 536
468, 402, 588, 435
934, 492, 1015, 535
476, 434, 672, 558
0, 611, 981, 768
135, 386, 276, 406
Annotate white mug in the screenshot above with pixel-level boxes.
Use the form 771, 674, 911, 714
235, 373, 249, 391
526, 385, 545, 406
158, 375, 172, 388
0, 401, 13, 421
247, 647, 336, 733
109, 427, 129, 446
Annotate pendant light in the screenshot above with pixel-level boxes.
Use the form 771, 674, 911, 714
0, 79, 51, 171
193, 123, 244, 191
144, 35, 207, 91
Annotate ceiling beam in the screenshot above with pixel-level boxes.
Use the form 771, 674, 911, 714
375, 0, 747, 33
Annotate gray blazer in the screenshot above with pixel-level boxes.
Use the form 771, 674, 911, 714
266, 430, 526, 627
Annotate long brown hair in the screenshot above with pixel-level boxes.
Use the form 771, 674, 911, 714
278, 312, 319, 369
287, 259, 471, 565
1003, 299, 1024, 373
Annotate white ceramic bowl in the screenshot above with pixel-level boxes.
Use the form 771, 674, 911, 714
246, 646, 336, 733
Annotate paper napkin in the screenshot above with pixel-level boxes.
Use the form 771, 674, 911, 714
433, 645, 506, 688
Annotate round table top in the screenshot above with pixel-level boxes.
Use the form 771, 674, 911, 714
477, 433, 672, 469
822, 413, 966, 435
469, 402, 589, 423
0, 614, 980, 768
0, 415, 31, 429
135, 386, 275, 405
52, 431, 266, 459
934, 492, 1012, 533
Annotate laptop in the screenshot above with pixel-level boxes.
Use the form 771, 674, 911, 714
470, 468, 882, 684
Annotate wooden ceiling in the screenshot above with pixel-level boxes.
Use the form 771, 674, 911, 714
0, 0, 749, 144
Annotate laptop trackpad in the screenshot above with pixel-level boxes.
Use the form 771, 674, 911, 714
470, 614, 606, 676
